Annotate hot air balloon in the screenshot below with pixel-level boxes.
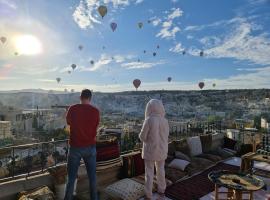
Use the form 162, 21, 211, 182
71, 64, 76, 70
78, 45, 83, 50
110, 22, 117, 32
56, 77, 61, 83
147, 20, 151, 24
64, 88, 68, 92
138, 22, 143, 29
68, 70, 71, 74
137, 59, 140, 62
167, 77, 172, 82
98, 5, 107, 18
71, 89, 75, 93
153, 52, 157, 57
198, 82, 205, 89
157, 45, 160, 49
200, 51, 204, 57
111, 56, 114, 60
182, 50, 186, 55
133, 79, 141, 91
212, 83, 216, 88
102, 46, 106, 50
143, 50, 146, 54
0, 37, 6, 44
14, 52, 18, 56
90, 60, 94, 65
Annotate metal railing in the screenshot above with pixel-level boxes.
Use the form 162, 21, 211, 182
0, 139, 68, 182
0, 120, 224, 182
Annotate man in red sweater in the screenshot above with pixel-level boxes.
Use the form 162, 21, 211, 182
64, 89, 100, 200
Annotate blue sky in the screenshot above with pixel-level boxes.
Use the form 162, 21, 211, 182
0, 0, 270, 92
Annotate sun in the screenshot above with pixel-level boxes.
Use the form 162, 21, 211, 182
14, 34, 42, 55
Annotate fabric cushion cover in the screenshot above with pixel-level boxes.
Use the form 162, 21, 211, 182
175, 151, 191, 162
187, 136, 203, 156
200, 134, 212, 153
168, 159, 190, 171
105, 178, 144, 200
223, 137, 237, 150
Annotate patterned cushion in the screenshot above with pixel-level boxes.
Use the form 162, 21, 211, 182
211, 132, 224, 151
175, 151, 191, 162
200, 134, 212, 153
169, 159, 190, 171
187, 136, 203, 156
105, 178, 144, 200
174, 139, 190, 156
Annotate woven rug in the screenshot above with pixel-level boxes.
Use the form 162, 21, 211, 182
165, 162, 239, 200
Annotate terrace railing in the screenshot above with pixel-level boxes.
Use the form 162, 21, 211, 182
0, 120, 224, 182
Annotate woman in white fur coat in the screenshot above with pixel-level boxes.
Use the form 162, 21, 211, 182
139, 99, 169, 200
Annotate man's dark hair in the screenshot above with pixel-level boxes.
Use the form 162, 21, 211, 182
80, 89, 92, 100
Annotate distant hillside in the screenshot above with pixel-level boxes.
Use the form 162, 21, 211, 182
0, 89, 270, 119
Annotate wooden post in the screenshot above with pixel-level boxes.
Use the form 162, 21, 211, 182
215, 184, 219, 200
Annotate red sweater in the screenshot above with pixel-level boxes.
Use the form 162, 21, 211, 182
66, 104, 100, 147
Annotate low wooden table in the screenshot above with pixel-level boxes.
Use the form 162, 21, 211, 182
241, 152, 270, 175
208, 170, 265, 200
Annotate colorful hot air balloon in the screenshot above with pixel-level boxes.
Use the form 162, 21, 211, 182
0, 37, 7, 44
90, 60, 94, 65
133, 79, 141, 90
198, 82, 205, 89
56, 77, 61, 83
78, 45, 83, 50
167, 77, 172, 82
153, 52, 157, 57
71, 64, 76, 70
98, 5, 107, 18
110, 22, 117, 32
182, 50, 186, 55
200, 51, 204, 57
138, 22, 143, 29
212, 83, 216, 88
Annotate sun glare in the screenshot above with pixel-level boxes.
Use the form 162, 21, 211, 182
15, 34, 42, 55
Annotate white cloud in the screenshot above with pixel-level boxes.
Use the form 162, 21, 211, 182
186, 35, 194, 39
80, 54, 112, 71
152, 18, 162, 26
36, 79, 56, 83
168, 8, 183, 20
169, 42, 185, 53
135, 0, 144, 4
155, 8, 183, 39
0, 0, 17, 10
73, 0, 141, 29
121, 61, 164, 69
73, 0, 100, 29
204, 22, 270, 65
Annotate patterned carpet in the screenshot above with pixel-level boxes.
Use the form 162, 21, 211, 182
165, 162, 239, 200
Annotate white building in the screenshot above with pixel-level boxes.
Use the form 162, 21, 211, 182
0, 121, 13, 139
261, 117, 269, 129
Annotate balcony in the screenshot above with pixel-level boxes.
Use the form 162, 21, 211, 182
0, 121, 269, 200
